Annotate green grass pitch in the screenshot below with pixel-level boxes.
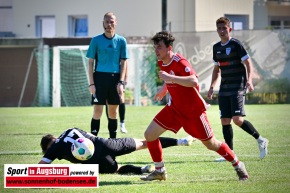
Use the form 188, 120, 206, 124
0, 104, 290, 193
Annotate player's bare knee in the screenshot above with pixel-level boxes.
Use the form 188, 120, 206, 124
202, 137, 220, 151
221, 118, 231, 125
143, 131, 151, 141
143, 131, 156, 142
232, 116, 243, 126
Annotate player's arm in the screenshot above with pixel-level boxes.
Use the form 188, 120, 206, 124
88, 58, 95, 95
154, 83, 168, 101
243, 58, 254, 92
158, 70, 198, 88
172, 74, 198, 87
117, 59, 128, 95
119, 59, 127, 82
207, 65, 220, 100
124, 61, 128, 84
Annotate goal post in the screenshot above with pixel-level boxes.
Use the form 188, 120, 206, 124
52, 46, 61, 107
52, 45, 90, 107
42, 44, 158, 107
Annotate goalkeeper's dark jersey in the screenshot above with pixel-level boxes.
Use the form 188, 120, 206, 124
212, 38, 249, 96
42, 128, 106, 164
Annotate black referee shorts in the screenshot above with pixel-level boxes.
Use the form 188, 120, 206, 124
98, 138, 136, 174
91, 72, 121, 105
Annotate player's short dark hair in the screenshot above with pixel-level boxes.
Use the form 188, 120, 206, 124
216, 17, 231, 27
151, 31, 175, 47
40, 134, 55, 154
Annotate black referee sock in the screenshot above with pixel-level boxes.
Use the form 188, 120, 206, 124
119, 103, 125, 123
222, 124, 233, 150
91, 119, 100, 136
240, 120, 260, 139
117, 165, 142, 175
108, 118, 117, 138
105, 104, 109, 120
159, 137, 178, 148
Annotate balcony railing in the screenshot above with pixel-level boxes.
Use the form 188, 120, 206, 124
267, 0, 290, 4
267, 0, 290, 2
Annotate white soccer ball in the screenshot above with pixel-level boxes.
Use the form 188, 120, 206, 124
71, 138, 95, 161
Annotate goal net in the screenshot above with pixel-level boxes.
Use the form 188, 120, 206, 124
33, 44, 158, 107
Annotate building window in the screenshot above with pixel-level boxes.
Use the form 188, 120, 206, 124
283, 20, 290, 29
0, 0, 14, 37
68, 15, 88, 37
35, 16, 55, 37
271, 20, 281, 29
225, 14, 249, 30
270, 16, 290, 29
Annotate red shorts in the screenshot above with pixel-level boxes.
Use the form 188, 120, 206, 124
154, 105, 213, 141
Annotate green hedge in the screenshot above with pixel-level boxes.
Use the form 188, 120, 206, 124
201, 92, 290, 104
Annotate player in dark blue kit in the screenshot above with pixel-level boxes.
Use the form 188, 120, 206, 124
207, 17, 269, 162
86, 12, 128, 138
38, 127, 195, 174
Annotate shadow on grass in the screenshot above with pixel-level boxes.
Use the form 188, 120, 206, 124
99, 177, 238, 186
118, 160, 217, 165
1, 133, 46, 136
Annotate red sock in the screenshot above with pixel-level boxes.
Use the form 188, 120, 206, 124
216, 142, 236, 162
147, 139, 163, 162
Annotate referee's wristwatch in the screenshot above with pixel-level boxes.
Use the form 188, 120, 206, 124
118, 80, 125, 85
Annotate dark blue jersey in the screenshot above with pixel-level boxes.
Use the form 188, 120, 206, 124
213, 38, 249, 96
42, 128, 106, 164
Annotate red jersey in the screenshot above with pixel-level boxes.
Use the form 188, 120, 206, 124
158, 53, 210, 117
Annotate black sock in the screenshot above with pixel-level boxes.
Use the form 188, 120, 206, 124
91, 119, 100, 136
240, 120, 260, 139
117, 165, 142, 174
108, 118, 117, 138
222, 124, 233, 150
105, 104, 109, 120
159, 137, 177, 148
119, 103, 125, 123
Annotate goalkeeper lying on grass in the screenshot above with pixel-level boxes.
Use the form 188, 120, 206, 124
38, 127, 195, 174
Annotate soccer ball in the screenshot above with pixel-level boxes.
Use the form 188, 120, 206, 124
71, 138, 95, 161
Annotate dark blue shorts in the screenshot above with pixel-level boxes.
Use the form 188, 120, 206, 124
92, 72, 120, 105
218, 95, 246, 118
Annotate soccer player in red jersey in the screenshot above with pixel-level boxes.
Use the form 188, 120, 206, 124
38, 127, 195, 174
140, 31, 249, 181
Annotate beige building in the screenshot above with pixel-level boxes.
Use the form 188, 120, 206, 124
167, 0, 255, 32
0, 0, 289, 38
254, 0, 290, 29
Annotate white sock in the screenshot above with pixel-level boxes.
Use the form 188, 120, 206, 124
154, 161, 164, 168
177, 139, 183, 145
257, 136, 264, 142
155, 167, 166, 172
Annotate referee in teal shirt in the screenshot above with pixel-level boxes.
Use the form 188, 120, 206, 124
86, 12, 129, 138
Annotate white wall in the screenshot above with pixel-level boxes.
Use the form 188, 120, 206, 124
12, 0, 161, 37
167, 0, 196, 32
10, 0, 280, 37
